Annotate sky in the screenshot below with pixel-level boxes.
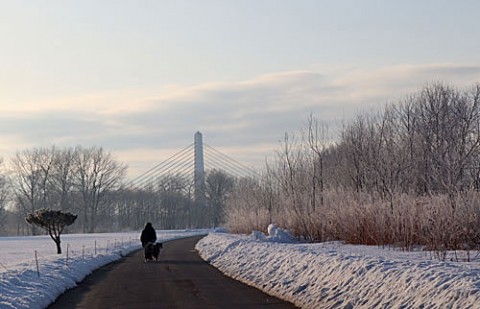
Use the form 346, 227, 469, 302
1, 0, 480, 179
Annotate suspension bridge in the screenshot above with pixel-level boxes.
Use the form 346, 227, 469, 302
126, 131, 259, 196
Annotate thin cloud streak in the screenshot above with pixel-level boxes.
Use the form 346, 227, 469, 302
1, 63, 479, 179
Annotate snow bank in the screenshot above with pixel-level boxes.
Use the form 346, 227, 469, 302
196, 232, 480, 308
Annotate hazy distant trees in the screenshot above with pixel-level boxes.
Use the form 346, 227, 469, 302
156, 175, 192, 229
115, 170, 234, 231
224, 82, 480, 256
0, 159, 9, 233
9, 146, 126, 234
205, 169, 234, 227
11, 147, 56, 235
3, 144, 242, 235
107, 174, 195, 231
75, 147, 127, 233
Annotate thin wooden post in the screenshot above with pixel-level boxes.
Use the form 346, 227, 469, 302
34, 250, 40, 278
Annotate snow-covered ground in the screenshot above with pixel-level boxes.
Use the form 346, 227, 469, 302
196, 226, 480, 308
1, 227, 479, 309
0, 230, 208, 309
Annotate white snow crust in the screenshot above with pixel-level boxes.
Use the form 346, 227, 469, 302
196, 227, 480, 308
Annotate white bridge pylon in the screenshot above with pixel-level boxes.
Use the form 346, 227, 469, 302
127, 131, 259, 191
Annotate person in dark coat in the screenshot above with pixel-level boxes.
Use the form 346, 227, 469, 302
140, 222, 157, 247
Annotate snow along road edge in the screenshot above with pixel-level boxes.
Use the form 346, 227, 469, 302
195, 232, 480, 308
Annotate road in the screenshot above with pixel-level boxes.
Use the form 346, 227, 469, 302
48, 236, 296, 309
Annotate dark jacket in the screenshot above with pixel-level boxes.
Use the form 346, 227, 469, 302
140, 222, 157, 247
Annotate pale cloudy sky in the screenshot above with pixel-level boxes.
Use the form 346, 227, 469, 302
1, 0, 480, 179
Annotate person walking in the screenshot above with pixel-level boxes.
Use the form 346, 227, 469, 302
140, 222, 157, 247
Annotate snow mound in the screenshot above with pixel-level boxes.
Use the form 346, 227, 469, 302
251, 224, 296, 243
196, 232, 480, 308
267, 224, 295, 243
213, 227, 229, 233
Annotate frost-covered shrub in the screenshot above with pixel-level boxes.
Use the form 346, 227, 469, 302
225, 185, 480, 255
224, 83, 480, 257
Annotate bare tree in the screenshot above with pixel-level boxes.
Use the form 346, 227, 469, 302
0, 159, 9, 233
50, 147, 77, 212
413, 83, 480, 204
205, 169, 234, 227
75, 146, 127, 233
303, 114, 330, 210
10, 147, 56, 235
156, 174, 191, 229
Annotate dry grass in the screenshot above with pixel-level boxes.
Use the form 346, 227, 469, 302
225, 189, 480, 258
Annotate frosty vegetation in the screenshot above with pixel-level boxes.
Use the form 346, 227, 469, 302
0, 82, 479, 261
226, 82, 480, 260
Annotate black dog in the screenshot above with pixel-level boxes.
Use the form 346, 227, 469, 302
144, 242, 162, 262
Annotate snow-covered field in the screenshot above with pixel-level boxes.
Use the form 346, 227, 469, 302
1, 227, 479, 309
0, 229, 208, 309
196, 226, 480, 308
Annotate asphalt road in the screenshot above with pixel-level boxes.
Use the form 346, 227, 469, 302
48, 236, 296, 309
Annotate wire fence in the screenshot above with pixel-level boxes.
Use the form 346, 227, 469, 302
0, 236, 140, 279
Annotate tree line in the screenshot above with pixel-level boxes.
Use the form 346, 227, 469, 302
112, 169, 234, 231
0, 145, 235, 235
0, 146, 127, 235
225, 83, 480, 257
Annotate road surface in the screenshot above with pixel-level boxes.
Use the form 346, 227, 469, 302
48, 236, 296, 308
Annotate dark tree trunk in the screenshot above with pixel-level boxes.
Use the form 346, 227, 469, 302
54, 238, 62, 254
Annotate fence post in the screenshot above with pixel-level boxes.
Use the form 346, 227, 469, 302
66, 244, 70, 265
34, 250, 40, 278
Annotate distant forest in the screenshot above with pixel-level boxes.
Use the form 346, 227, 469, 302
1, 82, 479, 258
